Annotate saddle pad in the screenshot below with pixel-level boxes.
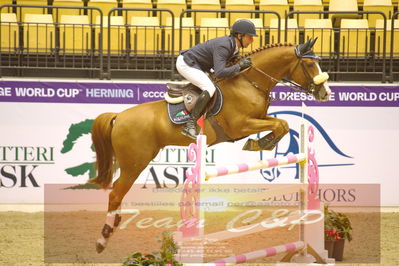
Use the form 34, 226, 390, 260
167, 86, 223, 125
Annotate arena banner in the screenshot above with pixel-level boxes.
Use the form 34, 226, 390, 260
1, 80, 399, 106
0, 80, 398, 206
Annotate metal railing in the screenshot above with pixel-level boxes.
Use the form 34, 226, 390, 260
390, 11, 399, 83
105, 8, 175, 80
179, 9, 281, 49
1, 4, 398, 82
0, 4, 104, 77
286, 10, 388, 82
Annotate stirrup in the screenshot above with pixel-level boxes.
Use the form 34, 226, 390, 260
181, 120, 198, 140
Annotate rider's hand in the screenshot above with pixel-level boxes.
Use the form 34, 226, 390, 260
238, 57, 252, 71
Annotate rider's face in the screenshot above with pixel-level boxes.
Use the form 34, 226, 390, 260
241, 34, 254, 48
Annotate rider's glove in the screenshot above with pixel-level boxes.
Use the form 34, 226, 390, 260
238, 57, 252, 71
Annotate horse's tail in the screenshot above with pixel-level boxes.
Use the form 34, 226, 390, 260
89, 112, 117, 189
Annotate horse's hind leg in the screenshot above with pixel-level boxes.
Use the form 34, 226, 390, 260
95, 147, 159, 253
96, 167, 146, 253
95, 168, 136, 253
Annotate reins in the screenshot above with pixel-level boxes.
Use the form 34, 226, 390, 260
242, 58, 317, 103
217, 42, 323, 102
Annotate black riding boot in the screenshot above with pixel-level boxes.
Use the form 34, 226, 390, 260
182, 90, 211, 139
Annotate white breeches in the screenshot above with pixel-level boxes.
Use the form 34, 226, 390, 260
176, 55, 216, 97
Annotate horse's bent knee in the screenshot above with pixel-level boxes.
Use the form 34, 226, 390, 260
277, 119, 289, 135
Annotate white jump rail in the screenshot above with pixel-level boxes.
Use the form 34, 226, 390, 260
210, 241, 305, 265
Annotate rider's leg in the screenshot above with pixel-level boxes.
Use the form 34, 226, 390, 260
176, 55, 214, 139
182, 90, 211, 138
176, 55, 216, 96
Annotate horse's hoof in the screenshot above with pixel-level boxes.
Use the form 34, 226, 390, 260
96, 242, 105, 253
242, 139, 261, 151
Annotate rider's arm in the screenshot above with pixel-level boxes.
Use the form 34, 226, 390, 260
212, 46, 240, 78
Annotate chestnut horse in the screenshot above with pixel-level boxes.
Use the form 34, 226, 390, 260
91, 39, 331, 253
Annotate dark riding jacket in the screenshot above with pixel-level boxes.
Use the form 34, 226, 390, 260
181, 35, 240, 78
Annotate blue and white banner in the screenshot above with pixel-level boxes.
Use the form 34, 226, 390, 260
0, 80, 398, 205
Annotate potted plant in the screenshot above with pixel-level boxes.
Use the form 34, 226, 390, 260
324, 204, 353, 261
122, 232, 182, 266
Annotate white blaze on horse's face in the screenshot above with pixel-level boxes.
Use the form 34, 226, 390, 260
313, 62, 331, 102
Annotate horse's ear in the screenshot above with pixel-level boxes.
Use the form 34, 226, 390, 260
309, 37, 318, 49
298, 39, 311, 55
296, 38, 321, 59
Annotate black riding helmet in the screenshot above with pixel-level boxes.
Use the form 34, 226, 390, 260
231, 19, 258, 37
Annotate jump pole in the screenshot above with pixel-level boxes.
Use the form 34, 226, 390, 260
174, 114, 330, 264
210, 241, 305, 265
205, 152, 306, 180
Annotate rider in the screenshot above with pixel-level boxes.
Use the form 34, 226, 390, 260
176, 19, 258, 139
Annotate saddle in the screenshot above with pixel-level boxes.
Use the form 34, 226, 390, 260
165, 83, 223, 124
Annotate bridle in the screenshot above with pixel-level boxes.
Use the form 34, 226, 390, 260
242, 46, 328, 100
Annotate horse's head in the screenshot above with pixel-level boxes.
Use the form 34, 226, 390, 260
286, 38, 331, 101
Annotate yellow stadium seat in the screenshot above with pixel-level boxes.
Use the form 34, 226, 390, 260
191, 0, 221, 26
340, 19, 370, 57
130, 16, 160, 55
95, 16, 126, 54
234, 18, 264, 52
59, 15, 90, 54
199, 18, 229, 42
122, 0, 153, 24
329, 0, 358, 12
16, 0, 48, 21
363, 0, 393, 28
87, 0, 118, 20
270, 18, 299, 44
329, 0, 359, 27
225, 0, 255, 25
165, 17, 195, 54
1, 0, 14, 13
293, 0, 323, 27
1, 0, 14, 6
23, 14, 55, 53
0, 13, 19, 53
304, 19, 334, 56
156, 0, 186, 25
259, 0, 289, 27
375, 19, 399, 57
52, 0, 84, 22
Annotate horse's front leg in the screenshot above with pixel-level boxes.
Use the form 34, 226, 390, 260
241, 116, 289, 151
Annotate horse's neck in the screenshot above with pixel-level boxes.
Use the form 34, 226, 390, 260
218, 46, 295, 97
253, 46, 295, 82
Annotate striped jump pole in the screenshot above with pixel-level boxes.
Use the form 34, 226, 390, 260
205, 153, 306, 180
175, 110, 328, 264
210, 241, 305, 265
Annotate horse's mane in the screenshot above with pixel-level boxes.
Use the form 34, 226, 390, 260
231, 43, 294, 65
216, 43, 294, 82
